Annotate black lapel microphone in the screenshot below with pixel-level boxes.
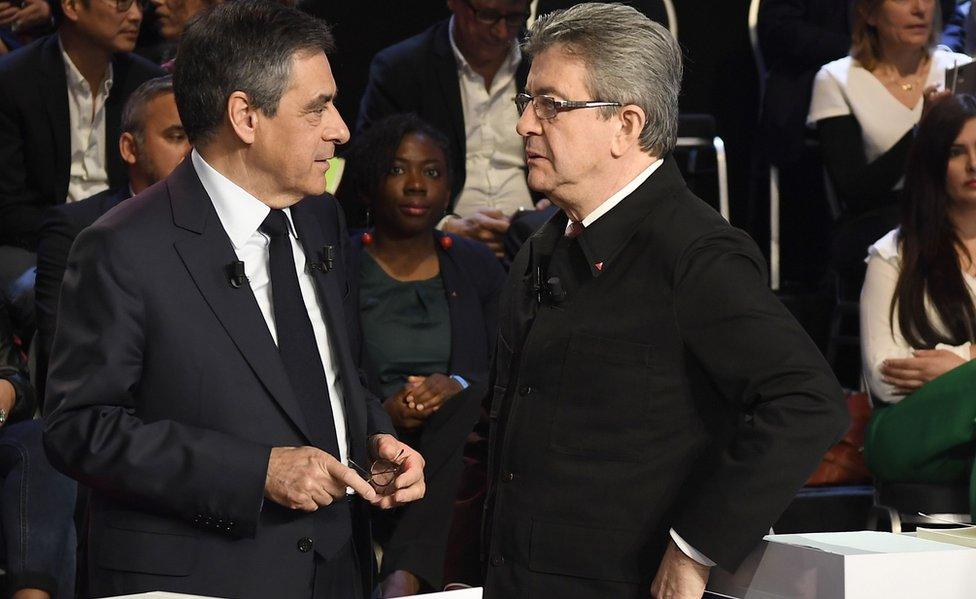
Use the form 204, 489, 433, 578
546, 276, 566, 304
309, 245, 335, 273
227, 260, 249, 289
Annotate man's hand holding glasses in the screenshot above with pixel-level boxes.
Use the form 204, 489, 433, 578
351, 434, 426, 510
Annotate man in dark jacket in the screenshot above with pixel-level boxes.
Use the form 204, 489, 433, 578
484, 5, 848, 598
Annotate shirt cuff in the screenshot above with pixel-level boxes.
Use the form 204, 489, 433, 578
669, 528, 716, 567
450, 374, 470, 390
936, 341, 972, 362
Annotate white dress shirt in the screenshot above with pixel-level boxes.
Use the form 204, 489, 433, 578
861, 228, 976, 405
191, 150, 351, 464
60, 36, 113, 203
448, 17, 533, 218
568, 157, 715, 568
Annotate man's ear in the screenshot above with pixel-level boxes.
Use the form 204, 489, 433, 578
610, 104, 647, 158
119, 132, 138, 167
61, 0, 81, 23
227, 91, 257, 145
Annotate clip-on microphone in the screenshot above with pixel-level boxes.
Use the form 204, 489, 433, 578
227, 260, 249, 289
310, 245, 335, 273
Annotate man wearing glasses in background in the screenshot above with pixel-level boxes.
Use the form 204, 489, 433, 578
0, 0, 163, 303
358, 0, 538, 259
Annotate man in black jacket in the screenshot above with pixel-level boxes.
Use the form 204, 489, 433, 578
34, 75, 187, 406
484, 5, 848, 598
0, 0, 163, 294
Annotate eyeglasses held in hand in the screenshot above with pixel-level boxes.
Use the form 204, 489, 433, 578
514, 93, 622, 120
349, 449, 404, 490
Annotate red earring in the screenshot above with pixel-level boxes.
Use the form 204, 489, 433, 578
361, 207, 373, 245
439, 235, 453, 250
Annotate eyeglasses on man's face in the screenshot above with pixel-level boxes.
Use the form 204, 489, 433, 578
514, 92, 623, 120
106, 0, 148, 12
459, 0, 529, 28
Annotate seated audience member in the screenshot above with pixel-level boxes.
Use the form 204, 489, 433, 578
147, 0, 223, 65
808, 0, 970, 281
861, 94, 976, 514
0, 295, 77, 599
762, 0, 963, 167
357, 0, 536, 257
0, 0, 164, 292
35, 75, 187, 404
343, 114, 505, 596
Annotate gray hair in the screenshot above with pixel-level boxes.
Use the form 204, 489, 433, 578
524, 2, 683, 156
121, 76, 175, 146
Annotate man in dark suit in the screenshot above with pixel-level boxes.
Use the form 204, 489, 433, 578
34, 75, 188, 407
357, 0, 534, 258
0, 0, 163, 315
483, 5, 848, 599
0, 0, 164, 247
43, 2, 425, 597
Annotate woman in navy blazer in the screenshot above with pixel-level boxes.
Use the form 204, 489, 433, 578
342, 114, 504, 597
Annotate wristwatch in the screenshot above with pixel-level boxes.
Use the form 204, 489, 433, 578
0, 408, 8, 425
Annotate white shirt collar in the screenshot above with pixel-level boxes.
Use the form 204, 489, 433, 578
190, 149, 297, 249
578, 158, 664, 228
447, 15, 521, 78
58, 35, 113, 98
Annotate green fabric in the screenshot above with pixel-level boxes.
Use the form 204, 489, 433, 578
864, 359, 976, 516
359, 252, 451, 398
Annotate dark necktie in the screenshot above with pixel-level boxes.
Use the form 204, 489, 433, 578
565, 220, 584, 239
260, 209, 340, 457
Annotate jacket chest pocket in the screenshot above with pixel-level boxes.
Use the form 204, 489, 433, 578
550, 333, 654, 461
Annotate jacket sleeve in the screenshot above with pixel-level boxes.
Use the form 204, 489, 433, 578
668, 227, 848, 570
356, 49, 412, 134
0, 72, 46, 248
34, 205, 76, 407
43, 223, 271, 538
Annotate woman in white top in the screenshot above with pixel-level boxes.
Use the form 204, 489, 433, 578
809, 0, 970, 217
860, 94, 976, 504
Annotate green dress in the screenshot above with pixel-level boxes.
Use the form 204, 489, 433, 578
359, 252, 452, 399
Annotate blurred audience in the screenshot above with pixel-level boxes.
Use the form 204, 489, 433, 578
143, 0, 224, 65
34, 75, 187, 404
0, 294, 77, 599
0, 0, 164, 314
808, 0, 970, 283
357, 0, 533, 258
761, 0, 964, 168
343, 114, 504, 596
861, 93, 976, 514
0, 0, 54, 56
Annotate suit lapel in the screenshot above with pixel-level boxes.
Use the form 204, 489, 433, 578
432, 23, 466, 167
290, 199, 366, 453
168, 161, 313, 443
38, 36, 70, 203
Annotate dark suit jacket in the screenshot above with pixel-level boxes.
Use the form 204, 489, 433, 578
757, 0, 962, 166
483, 159, 848, 598
0, 35, 164, 249
356, 20, 530, 204
42, 160, 393, 598
349, 231, 504, 588
34, 186, 129, 410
